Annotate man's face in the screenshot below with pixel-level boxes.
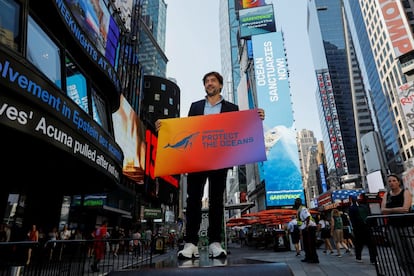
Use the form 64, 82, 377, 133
204, 75, 222, 97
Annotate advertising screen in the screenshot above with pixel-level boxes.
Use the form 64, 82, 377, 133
252, 32, 305, 207
239, 5, 276, 38
112, 95, 146, 184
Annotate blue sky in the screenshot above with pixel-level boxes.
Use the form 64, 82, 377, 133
165, 0, 322, 140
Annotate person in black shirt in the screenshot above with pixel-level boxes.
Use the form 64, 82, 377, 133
348, 194, 376, 264
380, 174, 413, 274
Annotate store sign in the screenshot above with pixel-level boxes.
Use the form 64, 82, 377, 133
144, 208, 162, 219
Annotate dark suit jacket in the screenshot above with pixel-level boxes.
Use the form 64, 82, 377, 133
188, 99, 239, 116
187, 98, 239, 172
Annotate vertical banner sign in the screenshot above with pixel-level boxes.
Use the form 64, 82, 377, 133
252, 32, 305, 207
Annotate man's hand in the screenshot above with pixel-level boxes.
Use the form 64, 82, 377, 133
258, 108, 265, 120
155, 119, 161, 132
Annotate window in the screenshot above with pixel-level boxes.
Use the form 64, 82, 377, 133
27, 16, 61, 88
65, 56, 88, 113
91, 87, 108, 132
0, 0, 21, 51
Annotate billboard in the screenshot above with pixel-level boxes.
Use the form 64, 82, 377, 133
361, 131, 385, 173
367, 170, 385, 193
0, 52, 123, 182
235, 0, 267, 10
112, 95, 146, 184
402, 167, 414, 204
379, 0, 414, 58
252, 32, 305, 207
398, 81, 414, 138
239, 5, 276, 38
113, 0, 134, 32
56, 0, 121, 90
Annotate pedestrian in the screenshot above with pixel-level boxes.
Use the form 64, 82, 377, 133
348, 194, 376, 264
59, 224, 71, 260
294, 198, 319, 264
110, 226, 123, 257
380, 174, 413, 274
287, 215, 301, 256
340, 211, 354, 250
129, 226, 142, 258
156, 71, 264, 260
26, 224, 39, 265
91, 221, 108, 272
238, 228, 246, 248
60, 224, 71, 240
47, 226, 59, 261
144, 227, 152, 252
330, 208, 349, 257
318, 213, 334, 254
86, 228, 95, 258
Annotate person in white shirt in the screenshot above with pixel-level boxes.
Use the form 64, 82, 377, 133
294, 198, 319, 264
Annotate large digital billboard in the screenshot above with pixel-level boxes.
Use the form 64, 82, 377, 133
252, 32, 305, 207
239, 5, 276, 38
112, 95, 146, 184
56, 0, 121, 91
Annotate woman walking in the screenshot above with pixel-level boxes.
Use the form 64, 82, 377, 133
318, 213, 334, 254
331, 209, 349, 257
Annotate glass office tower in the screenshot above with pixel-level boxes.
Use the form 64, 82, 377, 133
344, 0, 401, 174
307, 0, 375, 187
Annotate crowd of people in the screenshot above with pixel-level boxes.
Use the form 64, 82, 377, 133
288, 173, 413, 269
0, 220, 169, 270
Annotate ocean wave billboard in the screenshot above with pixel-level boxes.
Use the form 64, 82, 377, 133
252, 31, 305, 207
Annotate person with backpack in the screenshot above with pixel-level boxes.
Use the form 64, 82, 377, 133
348, 194, 376, 264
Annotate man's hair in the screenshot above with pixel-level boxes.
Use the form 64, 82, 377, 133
203, 71, 223, 85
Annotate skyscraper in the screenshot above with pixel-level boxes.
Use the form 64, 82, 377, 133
344, 0, 401, 183
138, 0, 167, 77
307, 0, 375, 188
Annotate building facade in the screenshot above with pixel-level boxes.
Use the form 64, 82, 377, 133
307, 0, 375, 188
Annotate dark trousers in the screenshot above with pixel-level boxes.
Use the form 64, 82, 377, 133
302, 226, 319, 262
354, 224, 376, 262
185, 169, 227, 245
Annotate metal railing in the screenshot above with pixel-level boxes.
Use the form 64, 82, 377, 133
0, 236, 166, 276
366, 213, 414, 276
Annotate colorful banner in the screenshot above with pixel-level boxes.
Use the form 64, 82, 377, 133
154, 109, 266, 176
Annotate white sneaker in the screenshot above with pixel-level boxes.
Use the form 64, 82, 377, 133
177, 243, 199, 259
208, 242, 227, 258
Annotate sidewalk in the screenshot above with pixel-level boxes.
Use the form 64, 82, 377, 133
225, 243, 377, 276
141, 242, 378, 276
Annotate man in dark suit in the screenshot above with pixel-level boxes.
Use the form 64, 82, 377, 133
158, 71, 264, 259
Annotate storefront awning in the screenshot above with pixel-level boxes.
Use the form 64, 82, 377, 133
224, 202, 255, 210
